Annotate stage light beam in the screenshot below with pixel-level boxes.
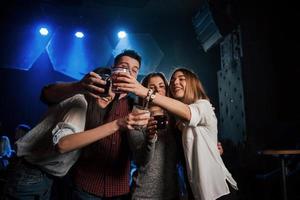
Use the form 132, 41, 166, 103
118, 31, 127, 39
39, 28, 49, 36
75, 32, 84, 38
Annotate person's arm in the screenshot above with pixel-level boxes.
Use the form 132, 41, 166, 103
41, 82, 82, 105
113, 73, 191, 121
56, 119, 120, 153
149, 93, 191, 121
55, 108, 151, 154
127, 127, 157, 166
41, 71, 107, 105
217, 142, 224, 155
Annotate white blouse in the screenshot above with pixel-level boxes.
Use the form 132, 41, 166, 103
181, 99, 238, 200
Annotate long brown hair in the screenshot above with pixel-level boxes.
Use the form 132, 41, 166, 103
141, 72, 169, 95
138, 72, 169, 106
170, 68, 209, 104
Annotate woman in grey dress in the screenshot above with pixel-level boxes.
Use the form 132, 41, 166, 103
128, 72, 180, 200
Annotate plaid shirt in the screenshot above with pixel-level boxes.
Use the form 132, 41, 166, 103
73, 97, 131, 197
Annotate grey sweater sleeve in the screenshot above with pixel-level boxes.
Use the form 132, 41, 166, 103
127, 129, 156, 166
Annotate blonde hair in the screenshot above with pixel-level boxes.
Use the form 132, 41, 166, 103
170, 68, 209, 104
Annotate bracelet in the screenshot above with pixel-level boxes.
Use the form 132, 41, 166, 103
149, 91, 156, 103
145, 89, 154, 102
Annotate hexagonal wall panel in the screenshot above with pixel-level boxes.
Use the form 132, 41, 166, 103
113, 33, 164, 75
0, 25, 51, 71
47, 28, 113, 80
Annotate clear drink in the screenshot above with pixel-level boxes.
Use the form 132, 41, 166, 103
132, 105, 150, 130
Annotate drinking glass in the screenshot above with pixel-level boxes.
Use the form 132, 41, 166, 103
111, 67, 130, 93
98, 73, 111, 97
132, 105, 150, 130
150, 106, 168, 130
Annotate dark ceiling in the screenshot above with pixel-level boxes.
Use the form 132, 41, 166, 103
1, 0, 205, 32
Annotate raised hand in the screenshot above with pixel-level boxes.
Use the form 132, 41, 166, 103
117, 110, 150, 130
112, 72, 149, 98
78, 71, 108, 99
146, 117, 158, 139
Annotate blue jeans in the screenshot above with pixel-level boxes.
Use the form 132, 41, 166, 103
3, 160, 53, 200
72, 186, 130, 200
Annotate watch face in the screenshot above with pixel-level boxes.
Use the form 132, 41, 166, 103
150, 94, 156, 101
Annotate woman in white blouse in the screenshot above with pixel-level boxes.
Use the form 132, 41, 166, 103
114, 67, 238, 200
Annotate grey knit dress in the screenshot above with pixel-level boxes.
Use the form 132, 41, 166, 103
128, 127, 179, 200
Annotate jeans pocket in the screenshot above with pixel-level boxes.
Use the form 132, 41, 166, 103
6, 163, 43, 189
4, 164, 52, 199
18, 167, 43, 185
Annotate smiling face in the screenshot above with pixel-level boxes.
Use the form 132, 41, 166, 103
170, 70, 186, 100
147, 76, 167, 96
95, 86, 115, 108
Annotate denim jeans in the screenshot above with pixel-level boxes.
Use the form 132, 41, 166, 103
3, 159, 53, 200
72, 186, 130, 200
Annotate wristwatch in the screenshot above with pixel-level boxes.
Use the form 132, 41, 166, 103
149, 92, 156, 102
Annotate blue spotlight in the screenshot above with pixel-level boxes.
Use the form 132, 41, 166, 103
118, 31, 127, 39
39, 28, 49, 36
75, 32, 84, 38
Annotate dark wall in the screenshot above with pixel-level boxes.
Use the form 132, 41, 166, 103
151, 18, 220, 107
232, 1, 300, 199
0, 52, 75, 136
241, 1, 300, 150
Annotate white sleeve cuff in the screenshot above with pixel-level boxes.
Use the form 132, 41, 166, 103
52, 122, 76, 145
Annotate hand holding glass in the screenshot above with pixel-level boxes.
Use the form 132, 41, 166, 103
132, 105, 150, 130
98, 73, 111, 97
111, 67, 130, 93
150, 107, 168, 130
